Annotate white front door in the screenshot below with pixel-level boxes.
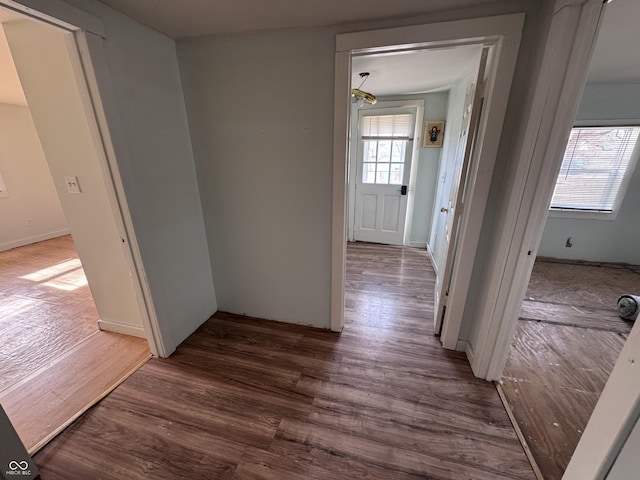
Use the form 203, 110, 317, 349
353, 110, 416, 245
434, 48, 489, 334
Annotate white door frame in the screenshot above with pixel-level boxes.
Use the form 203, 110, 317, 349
434, 48, 487, 336
2, 0, 165, 356
331, 14, 524, 333
467, 0, 607, 381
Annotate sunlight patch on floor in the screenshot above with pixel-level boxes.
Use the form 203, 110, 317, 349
20, 258, 87, 291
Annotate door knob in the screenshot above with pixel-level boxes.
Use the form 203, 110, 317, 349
440, 207, 448, 213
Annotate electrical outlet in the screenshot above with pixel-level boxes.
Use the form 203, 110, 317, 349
565, 237, 574, 248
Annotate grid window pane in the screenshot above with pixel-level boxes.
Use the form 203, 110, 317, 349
376, 163, 390, 184
365, 141, 377, 162
361, 138, 408, 185
390, 163, 404, 185
391, 141, 405, 162
551, 126, 640, 211
362, 162, 376, 183
377, 141, 391, 162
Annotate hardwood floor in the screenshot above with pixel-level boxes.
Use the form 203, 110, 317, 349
0, 332, 150, 452
35, 242, 533, 479
0, 236, 151, 452
0, 235, 98, 391
500, 258, 639, 480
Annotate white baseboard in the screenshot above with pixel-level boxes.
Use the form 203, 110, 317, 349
409, 241, 428, 248
0, 228, 71, 252
462, 341, 475, 364
98, 319, 147, 339
427, 243, 439, 275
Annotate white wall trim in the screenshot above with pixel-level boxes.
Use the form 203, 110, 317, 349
331, 14, 525, 335
336, 14, 523, 53
330, 51, 351, 332
468, 0, 607, 381
409, 241, 428, 248
456, 340, 470, 354
98, 319, 147, 339
403, 103, 425, 246
2, 0, 105, 37
0, 228, 70, 252
75, 31, 166, 357
434, 22, 523, 350
574, 118, 640, 127
464, 341, 474, 362
546, 208, 618, 221
427, 243, 438, 275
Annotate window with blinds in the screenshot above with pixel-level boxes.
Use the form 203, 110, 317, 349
360, 114, 413, 139
360, 114, 413, 185
550, 126, 640, 212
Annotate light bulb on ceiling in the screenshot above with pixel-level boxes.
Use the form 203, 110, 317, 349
352, 72, 377, 105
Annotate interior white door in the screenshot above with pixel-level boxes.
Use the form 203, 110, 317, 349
434, 48, 489, 334
354, 111, 415, 245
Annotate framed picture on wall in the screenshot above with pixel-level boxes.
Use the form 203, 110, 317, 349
423, 121, 445, 148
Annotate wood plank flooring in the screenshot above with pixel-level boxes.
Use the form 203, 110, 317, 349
35, 242, 533, 479
0, 236, 98, 391
0, 236, 151, 453
500, 258, 639, 480
0, 331, 150, 452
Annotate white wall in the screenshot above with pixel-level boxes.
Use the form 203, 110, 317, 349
537, 83, 640, 264
178, 29, 335, 328
177, 1, 554, 330
33, 0, 219, 353
0, 103, 68, 251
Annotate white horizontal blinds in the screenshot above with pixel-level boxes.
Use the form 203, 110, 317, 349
551, 126, 640, 211
360, 114, 412, 185
361, 114, 413, 140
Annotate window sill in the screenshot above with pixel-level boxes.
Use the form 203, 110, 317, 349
547, 209, 618, 221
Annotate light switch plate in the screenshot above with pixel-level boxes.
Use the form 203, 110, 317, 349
64, 176, 81, 194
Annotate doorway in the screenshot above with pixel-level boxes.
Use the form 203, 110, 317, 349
496, 2, 640, 475
344, 43, 485, 338
0, 5, 151, 453
332, 15, 525, 341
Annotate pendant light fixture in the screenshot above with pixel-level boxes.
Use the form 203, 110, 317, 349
352, 72, 377, 105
